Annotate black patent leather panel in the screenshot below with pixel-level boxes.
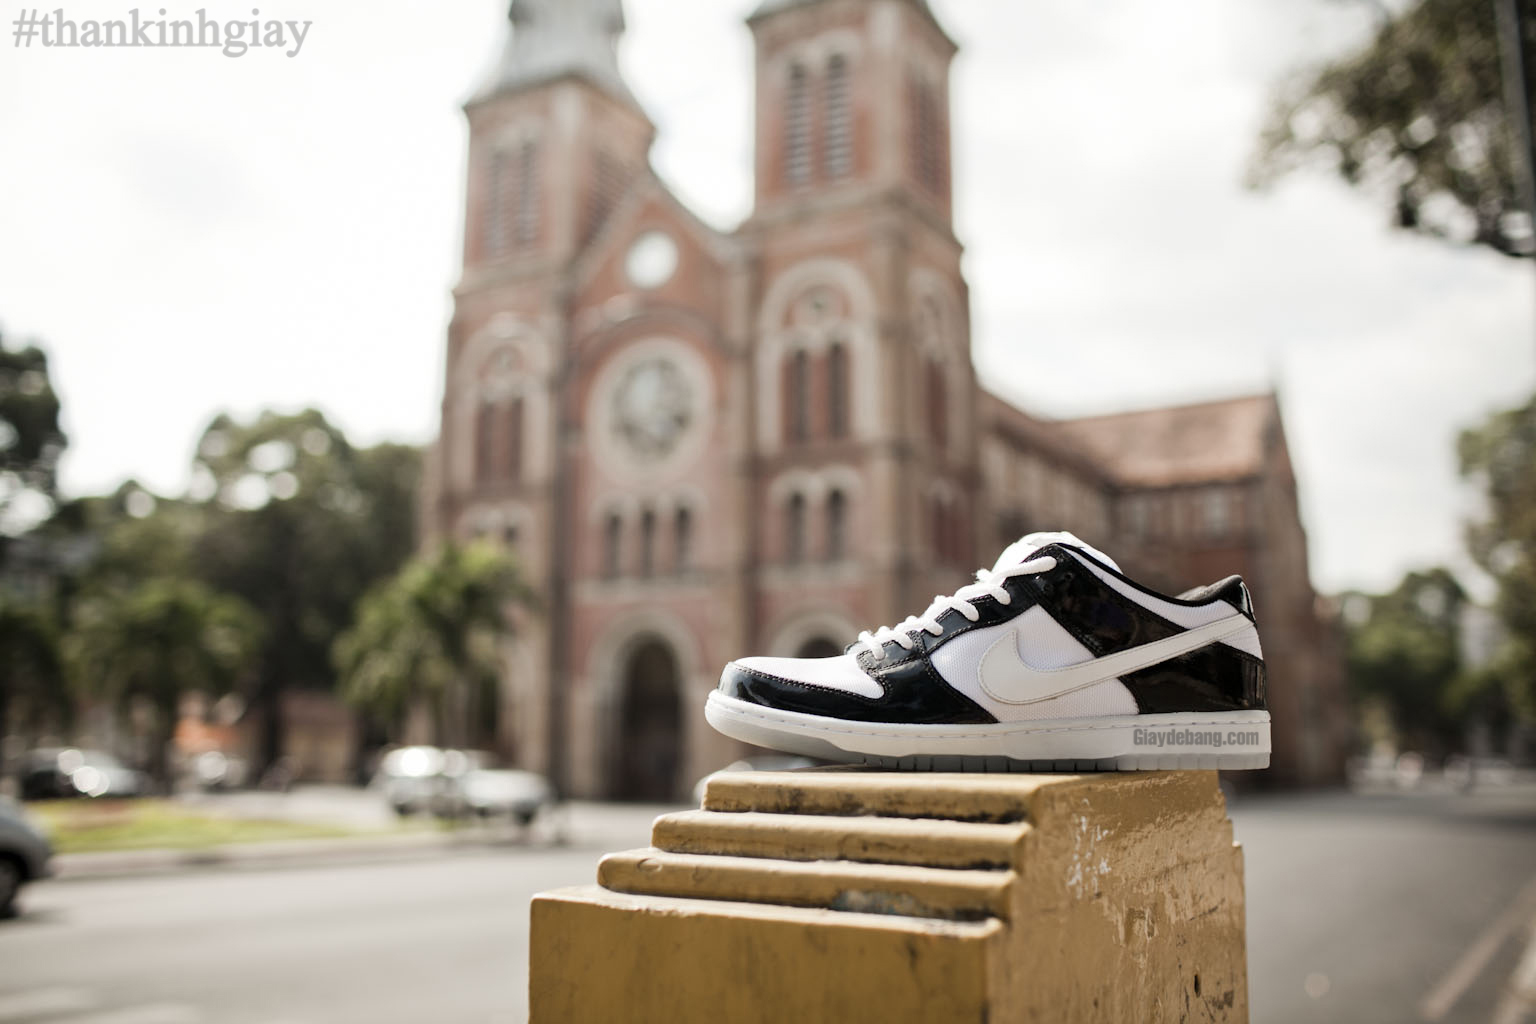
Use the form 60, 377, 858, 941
1029, 545, 1183, 658
1118, 644, 1267, 713
718, 660, 996, 725
1031, 544, 1267, 713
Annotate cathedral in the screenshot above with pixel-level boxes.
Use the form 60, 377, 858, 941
422, 0, 1351, 796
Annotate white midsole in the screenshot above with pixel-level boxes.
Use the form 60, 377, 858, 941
704, 691, 1271, 762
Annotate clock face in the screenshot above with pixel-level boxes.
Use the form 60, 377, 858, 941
611, 357, 693, 460
625, 231, 679, 290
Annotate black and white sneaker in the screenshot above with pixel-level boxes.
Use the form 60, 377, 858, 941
705, 532, 1270, 771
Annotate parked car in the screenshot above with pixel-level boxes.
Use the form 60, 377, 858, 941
0, 797, 53, 916
439, 769, 552, 825
371, 747, 507, 819
20, 748, 146, 801
372, 746, 447, 816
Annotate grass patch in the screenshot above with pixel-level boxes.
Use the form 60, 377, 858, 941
30, 799, 366, 854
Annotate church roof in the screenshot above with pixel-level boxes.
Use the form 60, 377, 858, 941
472, 0, 641, 110
1049, 394, 1278, 489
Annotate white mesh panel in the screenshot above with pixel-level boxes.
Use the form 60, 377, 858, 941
931, 607, 1138, 722
734, 654, 882, 699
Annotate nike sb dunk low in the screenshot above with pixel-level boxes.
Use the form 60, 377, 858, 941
705, 531, 1270, 770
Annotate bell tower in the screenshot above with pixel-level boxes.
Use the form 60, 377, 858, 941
460, 0, 655, 277
744, 0, 977, 625
748, 0, 956, 224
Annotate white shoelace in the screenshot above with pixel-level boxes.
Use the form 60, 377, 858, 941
854, 555, 1057, 660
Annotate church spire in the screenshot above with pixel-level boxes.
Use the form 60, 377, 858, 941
473, 0, 640, 109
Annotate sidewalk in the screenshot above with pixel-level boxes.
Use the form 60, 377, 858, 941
48, 792, 684, 881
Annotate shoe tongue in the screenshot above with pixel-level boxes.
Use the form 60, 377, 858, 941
991, 531, 1120, 574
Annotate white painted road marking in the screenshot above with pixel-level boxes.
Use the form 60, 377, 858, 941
1420, 872, 1536, 1021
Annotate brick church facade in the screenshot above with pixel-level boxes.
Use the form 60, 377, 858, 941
422, 0, 1351, 795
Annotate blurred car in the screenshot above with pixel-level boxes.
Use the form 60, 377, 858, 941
20, 748, 146, 800
371, 746, 508, 819
186, 750, 249, 792
438, 769, 552, 825
373, 746, 447, 816
692, 755, 820, 806
0, 797, 53, 916
1443, 755, 1516, 792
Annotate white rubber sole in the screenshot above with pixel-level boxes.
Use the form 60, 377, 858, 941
704, 691, 1271, 771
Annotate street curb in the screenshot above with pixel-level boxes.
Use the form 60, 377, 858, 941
50, 828, 566, 881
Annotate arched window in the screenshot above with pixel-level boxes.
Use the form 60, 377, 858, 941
515, 140, 540, 245
505, 396, 524, 483
639, 507, 656, 577
787, 349, 810, 444
926, 359, 948, 452
786, 64, 812, 187
907, 75, 947, 197
826, 489, 847, 561
475, 402, 496, 482
823, 54, 852, 180
786, 493, 806, 563
603, 512, 623, 579
484, 150, 509, 259
674, 506, 692, 574
827, 342, 848, 439
796, 637, 843, 659
584, 150, 627, 245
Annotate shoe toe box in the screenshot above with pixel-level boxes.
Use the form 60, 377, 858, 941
718, 654, 883, 711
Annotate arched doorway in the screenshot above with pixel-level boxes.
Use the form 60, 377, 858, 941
611, 639, 683, 802
795, 637, 843, 659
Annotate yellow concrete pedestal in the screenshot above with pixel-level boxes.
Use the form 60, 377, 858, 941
531, 770, 1248, 1023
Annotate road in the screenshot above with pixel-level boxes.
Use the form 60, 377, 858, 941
0, 786, 1532, 1024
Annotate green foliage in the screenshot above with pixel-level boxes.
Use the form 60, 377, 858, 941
65, 577, 262, 786
187, 410, 421, 773
1252, 0, 1532, 257
1343, 569, 1468, 752
336, 541, 534, 749
0, 331, 67, 537
1459, 392, 1536, 707
0, 598, 67, 742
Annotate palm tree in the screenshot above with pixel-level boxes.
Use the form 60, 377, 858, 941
65, 578, 261, 789
335, 541, 533, 750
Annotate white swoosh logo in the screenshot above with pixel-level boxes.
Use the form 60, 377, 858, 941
978, 614, 1253, 705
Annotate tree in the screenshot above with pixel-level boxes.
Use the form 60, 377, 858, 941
188, 410, 421, 777
65, 578, 261, 788
0, 331, 67, 545
1342, 568, 1469, 753
0, 600, 67, 753
1251, 0, 1533, 258
335, 541, 534, 750
1459, 392, 1536, 712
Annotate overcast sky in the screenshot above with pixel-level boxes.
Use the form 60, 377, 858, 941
1, 0, 1531, 595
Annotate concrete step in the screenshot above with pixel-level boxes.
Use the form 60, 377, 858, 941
597, 847, 1016, 921
651, 809, 1029, 869
699, 768, 1091, 821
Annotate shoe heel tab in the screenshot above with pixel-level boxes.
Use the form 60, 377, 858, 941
1176, 575, 1255, 617
1214, 576, 1255, 618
